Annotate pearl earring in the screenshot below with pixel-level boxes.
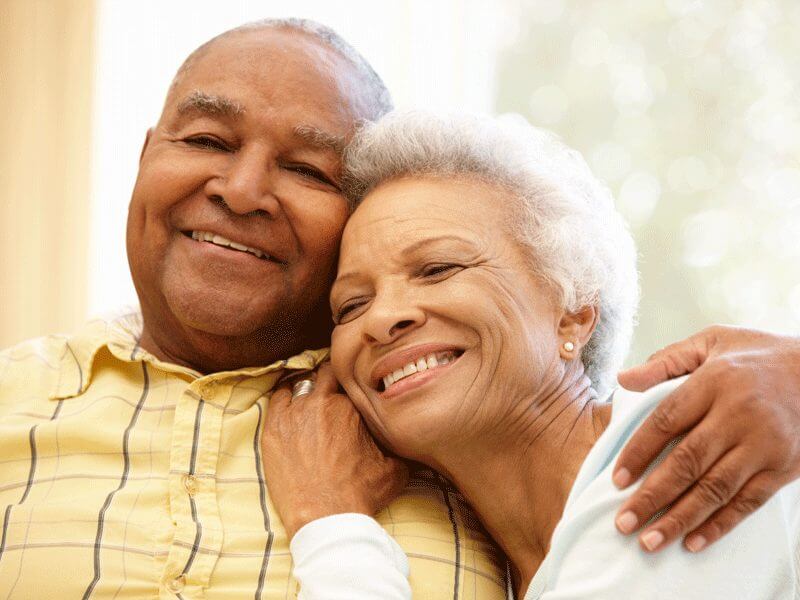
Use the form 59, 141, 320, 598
563, 341, 575, 352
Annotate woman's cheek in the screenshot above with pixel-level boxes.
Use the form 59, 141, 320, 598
329, 327, 352, 386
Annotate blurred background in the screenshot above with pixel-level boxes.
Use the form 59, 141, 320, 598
2, 0, 799, 365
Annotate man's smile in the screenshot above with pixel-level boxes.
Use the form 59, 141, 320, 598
184, 230, 275, 261
177, 230, 286, 270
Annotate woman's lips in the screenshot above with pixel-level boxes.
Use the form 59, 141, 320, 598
377, 351, 463, 400
370, 343, 464, 385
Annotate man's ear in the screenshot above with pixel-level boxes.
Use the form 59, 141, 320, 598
139, 128, 154, 162
558, 305, 599, 359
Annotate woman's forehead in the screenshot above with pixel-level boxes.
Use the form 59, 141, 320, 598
345, 177, 509, 236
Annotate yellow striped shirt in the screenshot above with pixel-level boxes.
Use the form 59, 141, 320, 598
0, 314, 507, 599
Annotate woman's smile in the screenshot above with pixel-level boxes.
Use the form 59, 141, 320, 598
371, 344, 466, 398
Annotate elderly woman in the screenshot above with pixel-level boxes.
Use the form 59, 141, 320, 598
264, 112, 800, 599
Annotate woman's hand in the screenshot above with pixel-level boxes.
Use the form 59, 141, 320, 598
612, 325, 800, 553
261, 362, 408, 540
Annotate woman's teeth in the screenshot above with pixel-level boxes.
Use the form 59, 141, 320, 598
191, 230, 269, 260
382, 351, 458, 391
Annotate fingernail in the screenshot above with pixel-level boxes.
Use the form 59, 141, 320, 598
685, 535, 706, 553
613, 468, 631, 488
615, 511, 638, 534
641, 530, 664, 552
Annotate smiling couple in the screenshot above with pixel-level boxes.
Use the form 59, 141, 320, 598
0, 18, 798, 600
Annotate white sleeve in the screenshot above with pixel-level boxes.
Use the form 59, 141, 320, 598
290, 513, 412, 600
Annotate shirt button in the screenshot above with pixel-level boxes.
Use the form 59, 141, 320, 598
166, 574, 186, 594
182, 473, 198, 497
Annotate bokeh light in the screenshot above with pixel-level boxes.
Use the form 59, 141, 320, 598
496, 0, 800, 362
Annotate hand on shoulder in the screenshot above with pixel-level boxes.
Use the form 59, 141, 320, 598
613, 325, 800, 552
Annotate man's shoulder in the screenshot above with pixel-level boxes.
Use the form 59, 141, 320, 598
0, 332, 71, 371
0, 333, 73, 407
0, 315, 131, 402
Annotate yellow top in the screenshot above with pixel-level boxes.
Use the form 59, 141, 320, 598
0, 314, 506, 599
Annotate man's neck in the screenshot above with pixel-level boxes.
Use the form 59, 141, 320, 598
432, 370, 610, 598
138, 311, 330, 374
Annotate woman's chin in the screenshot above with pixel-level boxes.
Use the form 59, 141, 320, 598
376, 414, 460, 464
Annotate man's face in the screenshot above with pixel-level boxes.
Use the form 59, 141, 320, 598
127, 29, 364, 350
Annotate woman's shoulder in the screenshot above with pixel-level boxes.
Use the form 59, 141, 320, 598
532, 375, 799, 599
607, 375, 689, 429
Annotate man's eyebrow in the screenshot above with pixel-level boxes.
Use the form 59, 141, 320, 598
176, 90, 245, 118
293, 124, 346, 154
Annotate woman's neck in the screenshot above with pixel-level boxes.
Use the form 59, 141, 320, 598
432, 366, 611, 598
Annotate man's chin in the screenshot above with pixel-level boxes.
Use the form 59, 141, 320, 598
165, 288, 283, 339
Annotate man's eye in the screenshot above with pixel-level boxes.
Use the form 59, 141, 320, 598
185, 135, 230, 151
285, 164, 338, 188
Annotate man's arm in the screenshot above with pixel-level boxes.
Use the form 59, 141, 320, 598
612, 325, 800, 553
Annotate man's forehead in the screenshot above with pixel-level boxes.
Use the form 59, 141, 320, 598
169, 34, 362, 125
179, 28, 348, 90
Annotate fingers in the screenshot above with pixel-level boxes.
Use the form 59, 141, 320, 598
385, 458, 411, 501
618, 331, 711, 392
615, 421, 734, 536
626, 446, 755, 552
613, 374, 713, 488
683, 472, 782, 552
269, 379, 294, 411
312, 361, 340, 395
274, 362, 338, 405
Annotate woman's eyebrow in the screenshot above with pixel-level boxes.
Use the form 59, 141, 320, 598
400, 234, 477, 256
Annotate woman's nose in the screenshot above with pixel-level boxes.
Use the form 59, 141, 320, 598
205, 150, 280, 217
362, 293, 426, 345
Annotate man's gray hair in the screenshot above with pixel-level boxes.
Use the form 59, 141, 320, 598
342, 111, 639, 396
172, 18, 393, 120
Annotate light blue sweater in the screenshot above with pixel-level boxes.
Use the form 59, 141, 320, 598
525, 376, 800, 599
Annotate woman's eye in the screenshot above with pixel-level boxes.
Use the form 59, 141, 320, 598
421, 263, 461, 278
335, 300, 366, 324
185, 135, 229, 151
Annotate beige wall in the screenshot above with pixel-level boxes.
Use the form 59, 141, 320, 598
0, 0, 95, 348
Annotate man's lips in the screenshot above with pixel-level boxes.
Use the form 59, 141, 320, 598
180, 229, 286, 264
370, 343, 465, 391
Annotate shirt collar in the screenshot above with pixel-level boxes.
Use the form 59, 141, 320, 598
50, 311, 329, 400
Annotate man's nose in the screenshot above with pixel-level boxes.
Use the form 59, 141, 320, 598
205, 149, 280, 217
362, 289, 426, 346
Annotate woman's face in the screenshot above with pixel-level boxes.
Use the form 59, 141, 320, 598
330, 177, 573, 461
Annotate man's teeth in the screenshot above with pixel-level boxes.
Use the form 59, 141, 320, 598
382, 351, 458, 391
191, 231, 269, 260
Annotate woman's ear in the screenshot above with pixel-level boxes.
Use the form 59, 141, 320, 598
558, 305, 599, 359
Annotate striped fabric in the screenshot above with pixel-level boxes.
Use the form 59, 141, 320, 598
0, 314, 507, 599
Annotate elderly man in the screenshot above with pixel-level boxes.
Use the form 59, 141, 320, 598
0, 18, 798, 599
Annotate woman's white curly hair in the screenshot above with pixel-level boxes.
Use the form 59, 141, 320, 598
342, 111, 639, 396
